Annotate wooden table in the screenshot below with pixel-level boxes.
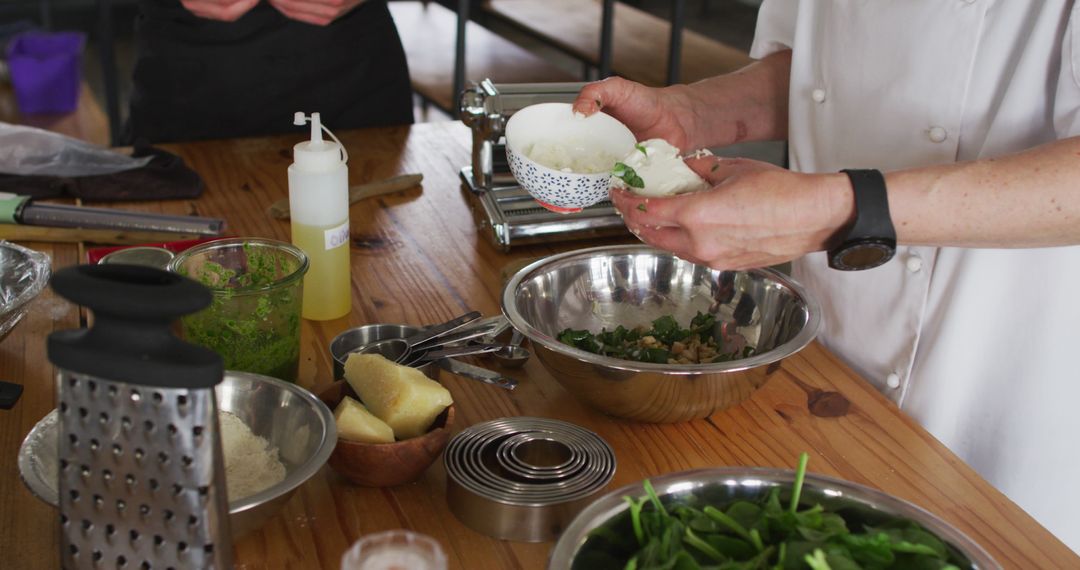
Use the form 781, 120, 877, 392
1, 121, 1076, 569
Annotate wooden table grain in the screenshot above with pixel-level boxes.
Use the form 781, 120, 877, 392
1, 121, 1076, 569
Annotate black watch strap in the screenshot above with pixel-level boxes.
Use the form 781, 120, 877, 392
843, 169, 895, 242
827, 169, 897, 271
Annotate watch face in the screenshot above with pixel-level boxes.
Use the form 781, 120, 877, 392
828, 240, 896, 271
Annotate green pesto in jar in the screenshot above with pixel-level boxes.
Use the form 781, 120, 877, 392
176, 241, 305, 383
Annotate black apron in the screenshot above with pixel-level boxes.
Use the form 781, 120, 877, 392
125, 0, 413, 144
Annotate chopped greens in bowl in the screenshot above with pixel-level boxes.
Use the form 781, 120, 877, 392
557, 312, 754, 365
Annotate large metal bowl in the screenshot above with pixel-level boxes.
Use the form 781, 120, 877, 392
17, 371, 335, 538
0, 241, 51, 341
548, 467, 1000, 569
502, 245, 821, 423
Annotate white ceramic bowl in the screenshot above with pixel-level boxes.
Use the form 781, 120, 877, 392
504, 103, 635, 213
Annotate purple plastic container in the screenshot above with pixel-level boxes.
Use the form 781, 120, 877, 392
5, 31, 86, 115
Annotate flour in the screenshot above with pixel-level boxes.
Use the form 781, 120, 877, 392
219, 411, 286, 500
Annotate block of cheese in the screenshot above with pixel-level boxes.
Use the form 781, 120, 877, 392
334, 396, 395, 444
344, 353, 454, 439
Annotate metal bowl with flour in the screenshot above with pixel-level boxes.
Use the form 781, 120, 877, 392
18, 371, 335, 538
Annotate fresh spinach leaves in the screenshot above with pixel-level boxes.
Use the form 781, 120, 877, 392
577, 454, 969, 570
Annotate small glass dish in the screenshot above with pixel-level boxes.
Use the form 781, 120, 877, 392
341, 530, 447, 570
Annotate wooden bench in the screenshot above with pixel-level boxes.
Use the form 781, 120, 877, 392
483, 0, 753, 86
388, 1, 577, 114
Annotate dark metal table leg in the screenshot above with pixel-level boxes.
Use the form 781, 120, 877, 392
667, 0, 685, 85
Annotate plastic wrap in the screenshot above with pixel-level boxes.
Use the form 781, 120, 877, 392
0, 122, 152, 177
0, 240, 51, 339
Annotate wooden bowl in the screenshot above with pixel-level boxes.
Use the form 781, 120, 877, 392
316, 380, 454, 487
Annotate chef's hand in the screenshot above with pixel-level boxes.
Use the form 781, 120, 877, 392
269, 0, 365, 26
180, 0, 260, 21
611, 156, 856, 270
572, 77, 699, 152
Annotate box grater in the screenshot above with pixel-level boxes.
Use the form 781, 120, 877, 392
47, 264, 231, 569
458, 79, 630, 251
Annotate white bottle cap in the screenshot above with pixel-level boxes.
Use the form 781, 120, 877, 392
292, 112, 346, 172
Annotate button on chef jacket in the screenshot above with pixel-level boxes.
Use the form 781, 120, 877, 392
753, 0, 1080, 553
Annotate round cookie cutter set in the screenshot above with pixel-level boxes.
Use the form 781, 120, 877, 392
444, 417, 616, 542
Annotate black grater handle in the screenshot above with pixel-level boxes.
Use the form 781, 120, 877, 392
47, 264, 223, 389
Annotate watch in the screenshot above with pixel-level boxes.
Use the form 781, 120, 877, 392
827, 169, 897, 271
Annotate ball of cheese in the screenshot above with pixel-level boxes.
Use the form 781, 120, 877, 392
344, 353, 454, 439
611, 139, 709, 197
334, 396, 396, 444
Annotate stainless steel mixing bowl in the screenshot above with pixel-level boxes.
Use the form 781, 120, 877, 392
548, 467, 1000, 569
502, 245, 821, 422
17, 371, 336, 539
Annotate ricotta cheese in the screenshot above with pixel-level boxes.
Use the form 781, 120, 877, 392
611, 139, 709, 197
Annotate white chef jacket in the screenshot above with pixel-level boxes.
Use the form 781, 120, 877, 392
753, 0, 1080, 554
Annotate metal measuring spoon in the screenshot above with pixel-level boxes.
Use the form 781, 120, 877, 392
490, 329, 530, 368
406, 310, 482, 349
352, 337, 412, 363
404, 343, 506, 366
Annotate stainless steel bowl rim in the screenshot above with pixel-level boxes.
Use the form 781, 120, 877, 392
548, 466, 1000, 570
16, 370, 337, 516
502, 245, 823, 374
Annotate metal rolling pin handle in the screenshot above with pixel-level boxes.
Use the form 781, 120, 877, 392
0, 193, 225, 236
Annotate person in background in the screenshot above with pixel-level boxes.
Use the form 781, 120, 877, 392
125, 0, 413, 143
574, 1, 1080, 553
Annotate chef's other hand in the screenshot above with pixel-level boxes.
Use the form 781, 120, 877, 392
180, 0, 260, 21
572, 77, 698, 153
269, 0, 366, 26
610, 156, 856, 270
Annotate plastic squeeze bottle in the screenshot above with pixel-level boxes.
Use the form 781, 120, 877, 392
288, 112, 351, 321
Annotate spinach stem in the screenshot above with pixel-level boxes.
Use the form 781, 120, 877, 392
749, 528, 765, 552
644, 479, 668, 517
804, 548, 832, 570
772, 542, 787, 570
790, 452, 810, 514
683, 528, 725, 562
625, 496, 645, 545
703, 506, 754, 543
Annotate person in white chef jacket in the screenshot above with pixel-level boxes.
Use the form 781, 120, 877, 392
573, 0, 1080, 554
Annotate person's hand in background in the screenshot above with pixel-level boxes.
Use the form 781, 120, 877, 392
269, 0, 366, 26
610, 155, 854, 270
180, 0, 260, 21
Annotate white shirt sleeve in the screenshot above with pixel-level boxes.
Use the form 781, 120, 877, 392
1054, 4, 1080, 137
749, 0, 799, 59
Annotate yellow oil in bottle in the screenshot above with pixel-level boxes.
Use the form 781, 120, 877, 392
291, 219, 351, 321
